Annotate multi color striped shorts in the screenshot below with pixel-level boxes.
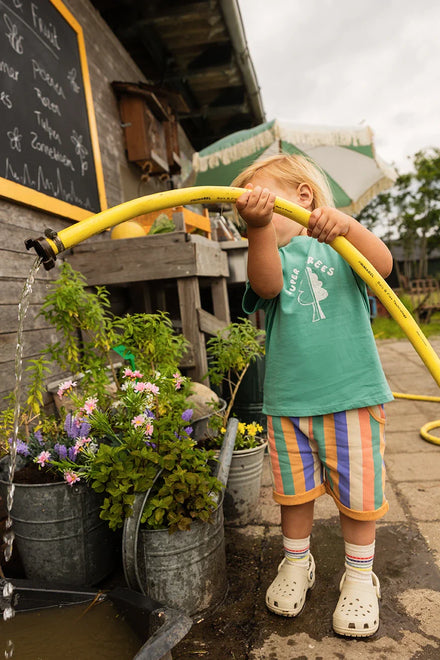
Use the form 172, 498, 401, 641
267, 405, 388, 521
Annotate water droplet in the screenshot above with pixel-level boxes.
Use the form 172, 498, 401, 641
2, 582, 13, 598
3, 607, 15, 621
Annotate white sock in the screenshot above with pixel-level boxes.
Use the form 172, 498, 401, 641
344, 540, 375, 584
283, 535, 310, 568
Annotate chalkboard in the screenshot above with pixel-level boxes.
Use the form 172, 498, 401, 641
0, 0, 106, 220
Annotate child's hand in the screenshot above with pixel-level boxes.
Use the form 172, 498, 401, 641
307, 207, 351, 243
236, 184, 276, 228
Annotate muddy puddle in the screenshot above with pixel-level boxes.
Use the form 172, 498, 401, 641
2, 598, 141, 659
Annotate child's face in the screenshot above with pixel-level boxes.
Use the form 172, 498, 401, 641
249, 171, 313, 246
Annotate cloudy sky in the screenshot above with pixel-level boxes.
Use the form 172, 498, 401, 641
238, 0, 440, 174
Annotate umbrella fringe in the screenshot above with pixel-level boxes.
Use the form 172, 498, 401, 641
278, 122, 374, 149
193, 122, 379, 173
193, 126, 275, 172
341, 177, 396, 216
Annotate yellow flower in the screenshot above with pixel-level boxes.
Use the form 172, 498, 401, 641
246, 424, 257, 437
237, 422, 246, 435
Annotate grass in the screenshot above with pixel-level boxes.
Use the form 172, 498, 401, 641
372, 312, 440, 340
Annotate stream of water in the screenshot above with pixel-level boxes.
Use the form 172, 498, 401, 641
1, 260, 149, 659
2, 258, 41, 657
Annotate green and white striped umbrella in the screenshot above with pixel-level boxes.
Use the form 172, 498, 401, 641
191, 119, 397, 214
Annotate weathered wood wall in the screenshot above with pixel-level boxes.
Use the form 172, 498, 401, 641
0, 0, 193, 408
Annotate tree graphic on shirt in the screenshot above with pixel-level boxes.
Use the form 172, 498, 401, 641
298, 267, 328, 321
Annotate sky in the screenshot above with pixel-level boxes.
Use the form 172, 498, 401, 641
238, 0, 440, 174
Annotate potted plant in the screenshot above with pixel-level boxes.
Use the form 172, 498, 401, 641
1, 263, 233, 614
205, 318, 267, 526
0, 369, 118, 587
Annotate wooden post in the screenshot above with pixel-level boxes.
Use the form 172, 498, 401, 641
211, 278, 230, 324
177, 277, 208, 384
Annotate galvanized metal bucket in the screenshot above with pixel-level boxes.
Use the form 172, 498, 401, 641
122, 419, 238, 617
223, 441, 267, 526
0, 476, 117, 586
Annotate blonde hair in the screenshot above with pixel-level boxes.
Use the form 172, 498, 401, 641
231, 153, 334, 210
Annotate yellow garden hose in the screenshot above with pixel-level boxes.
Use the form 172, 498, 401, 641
25, 186, 440, 445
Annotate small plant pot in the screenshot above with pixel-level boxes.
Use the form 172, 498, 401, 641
222, 440, 267, 526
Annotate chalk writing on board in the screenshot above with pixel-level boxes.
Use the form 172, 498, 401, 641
0, 0, 103, 214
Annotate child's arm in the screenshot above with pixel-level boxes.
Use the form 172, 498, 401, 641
307, 207, 393, 278
236, 185, 284, 299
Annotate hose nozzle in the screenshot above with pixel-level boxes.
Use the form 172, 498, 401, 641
24, 229, 65, 270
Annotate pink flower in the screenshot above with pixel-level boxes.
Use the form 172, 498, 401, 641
123, 368, 143, 380
57, 380, 77, 399
82, 397, 98, 414
132, 414, 146, 428
145, 422, 154, 437
145, 382, 160, 395
74, 437, 92, 453
64, 471, 80, 486
173, 372, 183, 390
134, 381, 159, 394
35, 451, 51, 466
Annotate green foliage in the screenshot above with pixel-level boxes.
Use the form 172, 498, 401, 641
206, 317, 265, 429
373, 311, 440, 340
38, 262, 119, 396
47, 370, 222, 532
356, 148, 440, 279
114, 311, 189, 377
149, 214, 176, 235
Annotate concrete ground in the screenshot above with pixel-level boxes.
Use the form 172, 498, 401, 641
175, 338, 440, 659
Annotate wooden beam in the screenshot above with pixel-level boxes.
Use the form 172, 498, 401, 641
197, 308, 228, 337
177, 277, 208, 384
211, 277, 230, 324
66, 234, 229, 286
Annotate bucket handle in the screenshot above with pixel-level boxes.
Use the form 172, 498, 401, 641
122, 468, 164, 592
212, 417, 238, 496
122, 418, 238, 593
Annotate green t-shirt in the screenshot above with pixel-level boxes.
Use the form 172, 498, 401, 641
243, 236, 393, 416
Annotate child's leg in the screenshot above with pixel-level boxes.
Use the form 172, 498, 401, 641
315, 407, 387, 637
340, 514, 375, 545
340, 514, 376, 583
265, 415, 324, 617
281, 500, 315, 538
333, 514, 380, 636
266, 501, 316, 617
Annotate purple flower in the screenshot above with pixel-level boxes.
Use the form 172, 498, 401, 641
16, 439, 30, 456
64, 414, 79, 439
184, 426, 193, 436
145, 441, 157, 449
68, 446, 77, 462
144, 408, 155, 420
181, 408, 193, 422
54, 443, 68, 460
34, 429, 44, 445
78, 421, 91, 438
64, 414, 91, 439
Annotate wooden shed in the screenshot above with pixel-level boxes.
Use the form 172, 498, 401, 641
0, 0, 264, 405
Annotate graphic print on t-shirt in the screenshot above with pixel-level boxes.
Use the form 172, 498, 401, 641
298, 267, 328, 321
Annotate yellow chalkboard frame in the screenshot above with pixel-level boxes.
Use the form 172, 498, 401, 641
1, 0, 107, 221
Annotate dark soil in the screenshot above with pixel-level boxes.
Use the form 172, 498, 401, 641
172, 520, 440, 659
11, 464, 61, 484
